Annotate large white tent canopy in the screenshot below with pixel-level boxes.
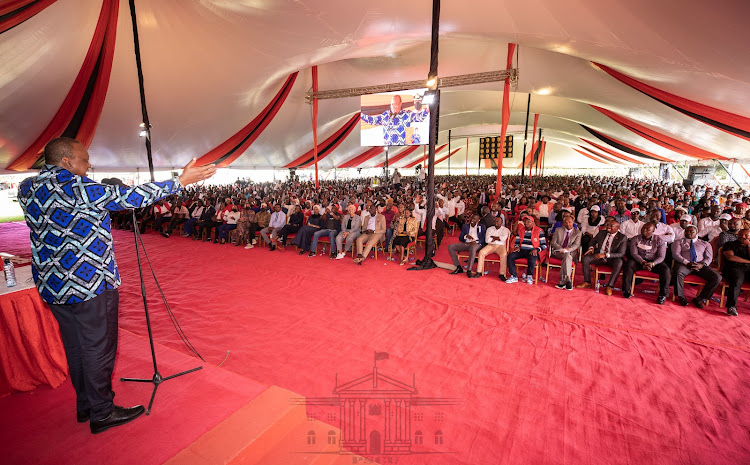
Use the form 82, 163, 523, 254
2, 0, 750, 173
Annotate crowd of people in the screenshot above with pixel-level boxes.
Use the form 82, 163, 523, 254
110, 172, 750, 316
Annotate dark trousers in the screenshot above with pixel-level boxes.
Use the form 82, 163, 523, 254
507, 249, 538, 277
723, 265, 749, 308
673, 263, 722, 300
48, 290, 119, 421
153, 216, 171, 232
581, 255, 623, 287
448, 215, 464, 228
448, 242, 482, 269
199, 221, 222, 240
165, 216, 187, 234
278, 224, 300, 245
623, 260, 671, 297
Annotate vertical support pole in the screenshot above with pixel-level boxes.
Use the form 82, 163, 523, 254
521, 94, 531, 184
465, 138, 469, 175
311, 66, 319, 189
448, 129, 451, 175
496, 42, 517, 196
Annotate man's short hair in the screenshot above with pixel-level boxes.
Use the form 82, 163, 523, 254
44, 137, 79, 165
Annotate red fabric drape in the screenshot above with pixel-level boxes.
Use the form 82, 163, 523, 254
739, 164, 750, 178
0, 0, 59, 34
338, 147, 383, 168
529, 114, 539, 176
590, 105, 727, 160
285, 113, 360, 169
496, 43, 516, 195
580, 139, 645, 164
434, 148, 462, 166
7, 0, 118, 171
583, 126, 674, 162
400, 144, 448, 169
577, 145, 630, 165
196, 72, 298, 167
573, 148, 614, 165
311, 66, 319, 188
1, 287, 68, 397
594, 62, 750, 142
373, 145, 420, 168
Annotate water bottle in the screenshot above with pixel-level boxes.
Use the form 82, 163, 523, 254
594, 281, 600, 293
4, 259, 17, 287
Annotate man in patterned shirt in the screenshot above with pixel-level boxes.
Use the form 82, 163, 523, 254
360, 95, 429, 145
18, 137, 215, 434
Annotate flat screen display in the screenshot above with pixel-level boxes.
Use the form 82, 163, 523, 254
360, 90, 430, 146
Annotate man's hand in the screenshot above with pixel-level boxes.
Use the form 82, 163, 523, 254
644, 262, 653, 271
466, 235, 474, 241
691, 262, 704, 271
585, 247, 594, 255
513, 246, 520, 252
530, 249, 538, 256
593, 253, 606, 260
366, 229, 374, 234
343, 232, 349, 238
178, 158, 216, 186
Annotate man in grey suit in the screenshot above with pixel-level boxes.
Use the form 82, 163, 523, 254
335, 204, 361, 259
577, 219, 628, 295
550, 214, 581, 290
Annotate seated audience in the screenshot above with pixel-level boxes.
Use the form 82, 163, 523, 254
721, 228, 750, 316
506, 215, 547, 284
336, 205, 362, 259
549, 215, 582, 290
578, 219, 627, 294
671, 225, 721, 308
260, 203, 287, 251
390, 205, 419, 265
475, 216, 510, 280
354, 205, 386, 265
447, 213, 486, 277
623, 222, 670, 303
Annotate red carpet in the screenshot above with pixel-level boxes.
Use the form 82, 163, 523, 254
2, 221, 750, 464
0, 328, 268, 465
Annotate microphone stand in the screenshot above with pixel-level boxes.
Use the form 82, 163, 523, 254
121, 208, 202, 414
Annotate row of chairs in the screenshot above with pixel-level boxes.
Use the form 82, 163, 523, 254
460, 246, 750, 308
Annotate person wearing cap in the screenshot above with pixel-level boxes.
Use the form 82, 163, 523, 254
580, 204, 604, 253
717, 217, 742, 250
670, 214, 692, 242
506, 215, 547, 285
671, 225, 721, 308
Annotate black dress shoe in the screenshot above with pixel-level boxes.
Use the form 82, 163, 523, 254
471, 272, 482, 278
90, 405, 145, 434
623, 292, 632, 299
678, 297, 689, 307
466, 271, 474, 278
77, 409, 90, 423
498, 275, 507, 281
656, 296, 667, 305
449, 267, 463, 275
692, 298, 706, 309
728, 307, 738, 316
269, 244, 276, 251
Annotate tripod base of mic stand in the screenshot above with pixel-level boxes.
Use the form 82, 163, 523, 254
121, 366, 202, 415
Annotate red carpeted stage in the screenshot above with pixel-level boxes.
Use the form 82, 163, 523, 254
1, 221, 750, 465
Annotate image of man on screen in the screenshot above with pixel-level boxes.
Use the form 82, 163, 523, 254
360, 95, 429, 145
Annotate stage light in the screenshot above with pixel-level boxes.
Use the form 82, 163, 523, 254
139, 130, 148, 137
426, 76, 438, 89
139, 122, 146, 128
535, 87, 553, 95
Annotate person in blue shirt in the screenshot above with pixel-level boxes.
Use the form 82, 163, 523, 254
360, 94, 429, 145
18, 137, 215, 434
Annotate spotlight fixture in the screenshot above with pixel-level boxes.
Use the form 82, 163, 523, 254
139, 130, 148, 137
426, 76, 438, 90
138, 122, 152, 138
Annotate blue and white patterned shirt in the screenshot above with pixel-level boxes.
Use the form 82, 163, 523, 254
18, 165, 182, 304
360, 108, 428, 145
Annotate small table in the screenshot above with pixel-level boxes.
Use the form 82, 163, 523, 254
0, 266, 67, 397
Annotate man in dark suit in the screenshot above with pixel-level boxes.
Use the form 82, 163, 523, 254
479, 206, 494, 229
448, 213, 486, 277
577, 219, 627, 295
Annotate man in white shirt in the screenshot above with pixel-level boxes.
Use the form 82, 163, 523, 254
619, 208, 644, 239
260, 203, 287, 251
473, 217, 510, 279
152, 199, 172, 233
648, 210, 676, 244
161, 199, 189, 238
697, 205, 721, 240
